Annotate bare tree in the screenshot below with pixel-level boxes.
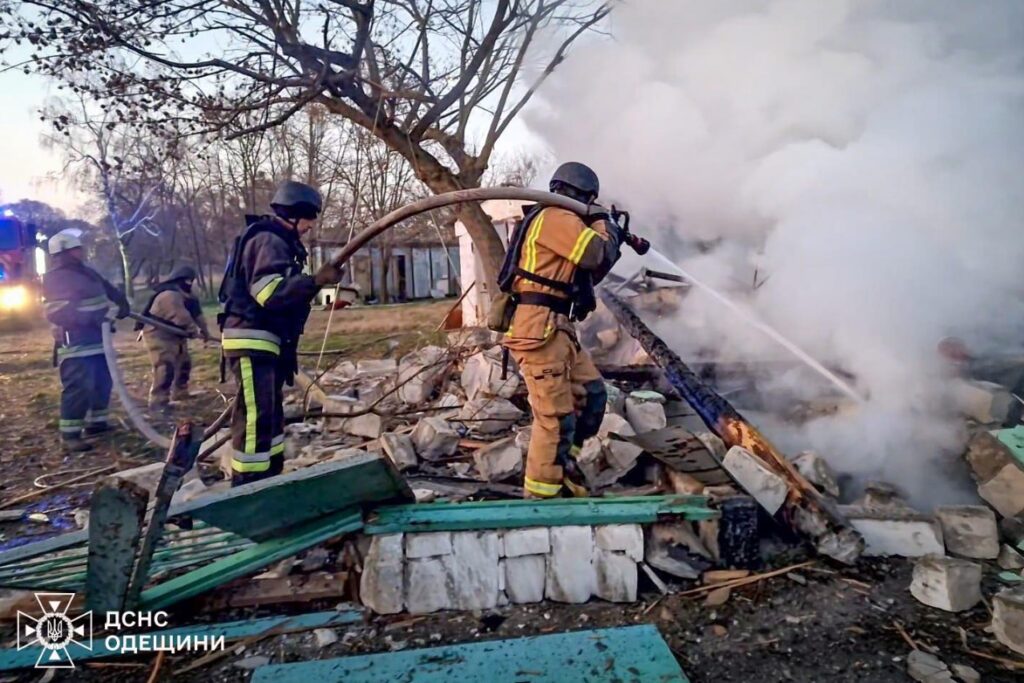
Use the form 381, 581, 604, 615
4, 0, 611, 287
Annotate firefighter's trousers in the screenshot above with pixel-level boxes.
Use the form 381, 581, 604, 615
228, 354, 285, 487
146, 335, 192, 405
58, 354, 112, 438
510, 330, 607, 498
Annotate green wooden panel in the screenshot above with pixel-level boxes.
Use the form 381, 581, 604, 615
170, 453, 411, 540
0, 609, 362, 672
86, 479, 150, 614
364, 495, 716, 535
137, 507, 363, 611
996, 425, 1024, 467
252, 625, 689, 682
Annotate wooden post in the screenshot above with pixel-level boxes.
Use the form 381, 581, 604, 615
85, 479, 149, 614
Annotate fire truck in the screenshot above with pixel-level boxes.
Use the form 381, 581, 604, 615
0, 210, 42, 323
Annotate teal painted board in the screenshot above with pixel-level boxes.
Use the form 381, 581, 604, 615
170, 453, 412, 540
996, 425, 1024, 467
365, 495, 716, 534
0, 610, 362, 672
251, 625, 688, 683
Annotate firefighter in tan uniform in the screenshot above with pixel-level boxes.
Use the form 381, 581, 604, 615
499, 162, 623, 498
138, 265, 210, 407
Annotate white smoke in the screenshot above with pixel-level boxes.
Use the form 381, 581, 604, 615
525, 0, 1024, 507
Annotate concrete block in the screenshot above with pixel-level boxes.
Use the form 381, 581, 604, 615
910, 556, 982, 612
356, 358, 398, 378
978, 463, 1024, 519
722, 446, 788, 515
405, 532, 453, 559
906, 650, 955, 683
594, 524, 644, 562
790, 450, 840, 498
598, 413, 636, 439
458, 397, 522, 435
411, 417, 460, 461
359, 534, 404, 614
500, 527, 550, 558
993, 585, 1024, 655
842, 508, 945, 557
449, 531, 500, 610
342, 412, 383, 439
405, 557, 452, 614
594, 550, 637, 602
461, 349, 520, 400
397, 346, 448, 405
604, 383, 625, 415
936, 505, 999, 559
380, 432, 417, 471
472, 437, 523, 482
625, 394, 667, 434
604, 437, 645, 473
998, 544, 1024, 570
954, 379, 1016, 424
503, 555, 546, 604
546, 525, 595, 603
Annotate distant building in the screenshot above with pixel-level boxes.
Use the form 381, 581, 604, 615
456, 198, 531, 325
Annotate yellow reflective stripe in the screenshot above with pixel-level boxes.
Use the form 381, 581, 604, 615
523, 210, 547, 273
568, 228, 599, 265
240, 357, 258, 455
254, 276, 284, 306
221, 338, 280, 355
524, 477, 561, 497
270, 441, 285, 456
232, 458, 271, 473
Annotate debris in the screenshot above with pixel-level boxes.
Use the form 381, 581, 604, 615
234, 655, 271, 670
790, 451, 841, 498
1002, 515, 1024, 546
313, 628, 339, 648
546, 526, 596, 603
841, 507, 945, 557
594, 524, 644, 562
950, 663, 981, 683
993, 585, 1024, 655
704, 587, 731, 607
625, 392, 668, 434
722, 446, 788, 515
998, 544, 1024, 570
171, 478, 209, 505
26, 513, 49, 524
355, 358, 398, 378
254, 558, 295, 580
953, 379, 1017, 424
716, 497, 762, 570
342, 412, 384, 440
594, 549, 638, 602
853, 481, 914, 512
461, 348, 520, 400
906, 649, 955, 683
0, 510, 24, 522
211, 572, 349, 609
645, 523, 710, 580
604, 436, 646, 473
666, 470, 704, 495
503, 556, 546, 604
596, 328, 620, 350
299, 547, 330, 573
405, 532, 453, 559
703, 569, 751, 584
675, 561, 817, 599
501, 527, 550, 558
910, 556, 982, 613
965, 431, 1024, 518
411, 417, 460, 461
457, 397, 522, 435
936, 505, 999, 559
110, 462, 166, 497
359, 534, 405, 615
380, 432, 418, 471
638, 562, 670, 595
396, 346, 448, 404
472, 437, 523, 482
73, 509, 90, 529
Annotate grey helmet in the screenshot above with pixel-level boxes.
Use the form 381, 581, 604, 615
165, 265, 197, 283
549, 162, 600, 199
271, 180, 323, 219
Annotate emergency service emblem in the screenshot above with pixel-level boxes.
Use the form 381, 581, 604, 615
16, 592, 93, 668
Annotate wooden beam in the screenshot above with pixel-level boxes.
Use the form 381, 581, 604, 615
364, 495, 716, 535
204, 571, 350, 609
251, 625, 689, 682
85, 479, 149, 614
138, 508, 363, 612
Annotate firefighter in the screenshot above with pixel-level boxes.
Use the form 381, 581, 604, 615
500, 162, 623, 498
138, 265, 211, 407
42, 229, 130, 452
220, 181, 344, 486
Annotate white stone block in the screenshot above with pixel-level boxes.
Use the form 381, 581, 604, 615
604, 437, 645, 473
472, 437, 523, 482
411, 417, 460, 461
458, 397, 522, 435
594, 550, 637, 602
790, 450, 840, 498
594, 525, 643, 562
624, 396, 667, 434
500, 527, 550, 558
359, 534, 404, 614
598, 413, 635, 439
978, 463, 1024, 519
342, 412, 383, 439
397, 346, 448, 405
910, 556, 982, 612
449, 531, 500, 610
405, 557, 452, 614
954, 379, 1016, 424
936, 505, 999, 559
993, 585, 1024, 656
405, 532, 453, 559
504, 555, 546, 604
356, 358, 398, 378
546, 526, 595, 603
722, 446, 788, 515
380, 432, 417, 471
843, 509, 945, 557
461, 349, 520, 400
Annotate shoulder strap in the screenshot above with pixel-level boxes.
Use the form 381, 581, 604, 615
497, 204, 546, 293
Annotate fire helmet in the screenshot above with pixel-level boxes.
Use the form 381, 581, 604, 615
549, 162, 600, 198
48, 229, 84, 255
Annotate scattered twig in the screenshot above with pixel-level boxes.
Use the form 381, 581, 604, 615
145, 650, 166, 683
892, 620, 917, 650
676, 561, 816, 598
0, 465, 117, 509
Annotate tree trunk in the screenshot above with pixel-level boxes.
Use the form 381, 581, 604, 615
118, 239, 134, 299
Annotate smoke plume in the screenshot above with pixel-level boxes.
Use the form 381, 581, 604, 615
525, 0, 1024, 508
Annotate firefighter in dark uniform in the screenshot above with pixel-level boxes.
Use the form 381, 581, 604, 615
138, 265, 211, 407
220, 181, 344, 486
42, 229, 131, 452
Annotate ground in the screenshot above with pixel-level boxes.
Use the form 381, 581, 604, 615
0, 300, 1021, 682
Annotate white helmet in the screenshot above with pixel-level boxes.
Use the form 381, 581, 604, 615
48, 229, 84, 255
